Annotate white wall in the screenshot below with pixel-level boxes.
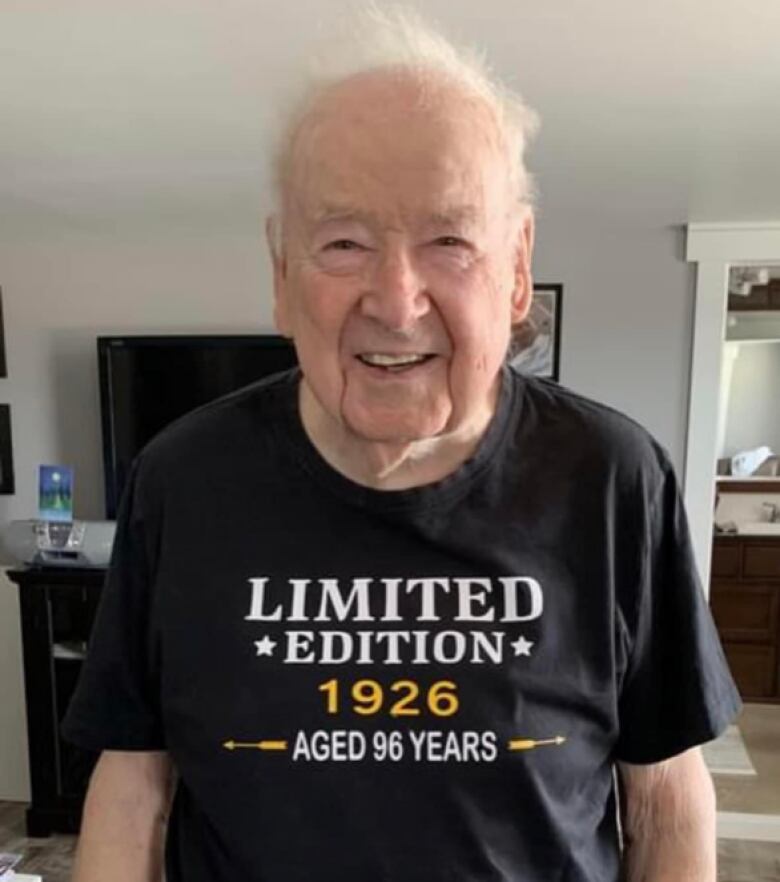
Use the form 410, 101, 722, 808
533, 215, 694, 466
0, 213, 696, 800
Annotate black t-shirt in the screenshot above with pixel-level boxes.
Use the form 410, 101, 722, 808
63, 365, 740, 882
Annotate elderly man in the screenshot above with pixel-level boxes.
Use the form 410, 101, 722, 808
64, 7, 739, 882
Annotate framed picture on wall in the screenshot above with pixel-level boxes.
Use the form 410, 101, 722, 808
0, 287, 6, 377
507, 283, 563, 381
0, 404, 14, 494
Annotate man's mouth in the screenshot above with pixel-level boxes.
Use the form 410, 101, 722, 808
356, 353, 436, 373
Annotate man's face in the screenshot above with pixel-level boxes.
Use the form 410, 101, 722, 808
271, 72, 534, 445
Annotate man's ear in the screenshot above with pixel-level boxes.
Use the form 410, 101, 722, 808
510, 210, 535, 324
266, 216, 292, 337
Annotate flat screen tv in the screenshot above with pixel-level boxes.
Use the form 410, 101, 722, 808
98, 335, 298, 519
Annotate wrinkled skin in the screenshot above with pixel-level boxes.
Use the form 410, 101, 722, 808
270, 69, 534, 487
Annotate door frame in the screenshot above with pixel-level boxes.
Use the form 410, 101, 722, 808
685, 222, 780, 595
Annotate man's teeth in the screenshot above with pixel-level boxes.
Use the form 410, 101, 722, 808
359, 353, 430, 367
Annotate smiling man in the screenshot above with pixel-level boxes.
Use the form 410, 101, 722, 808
64, 7, 739, 882
271, 67, 534, 488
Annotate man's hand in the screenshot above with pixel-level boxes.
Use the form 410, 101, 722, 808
618, 747, 716, 881
72, 750, 175, 882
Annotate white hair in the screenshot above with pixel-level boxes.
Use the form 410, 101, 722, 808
268, 3, 541, 247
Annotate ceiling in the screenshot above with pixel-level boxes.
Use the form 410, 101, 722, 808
1, 0, 779, 237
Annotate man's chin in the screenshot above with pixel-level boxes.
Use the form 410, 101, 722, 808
341, 406, 451, 446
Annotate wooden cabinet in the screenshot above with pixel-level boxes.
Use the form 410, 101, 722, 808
8, 567, 105, 836
728, 279, 780, 311
710, 536, 780, 701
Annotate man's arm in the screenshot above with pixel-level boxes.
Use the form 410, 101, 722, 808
72, 750, 175, 882
618, 747, 717, 882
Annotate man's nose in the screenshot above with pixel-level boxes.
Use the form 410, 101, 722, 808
359, 246, 430, 332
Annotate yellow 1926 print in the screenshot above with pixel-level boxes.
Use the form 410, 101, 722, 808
318, 678, 459, 717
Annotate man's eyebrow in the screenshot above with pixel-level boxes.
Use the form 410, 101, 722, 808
308, 205, 370, 225
305, 205, 480, 226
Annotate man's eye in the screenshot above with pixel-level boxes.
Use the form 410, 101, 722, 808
325, 240, 361, 251
434, 236, 467, 247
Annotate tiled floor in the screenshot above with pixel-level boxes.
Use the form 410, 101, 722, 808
715, 703, 780, 815
1, 799, 779, 881
0, 803, 74, 882
717, 840, 780, 881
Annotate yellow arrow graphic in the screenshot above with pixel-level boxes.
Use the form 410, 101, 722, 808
223, 739, 288, 751
508, 736, 567, 751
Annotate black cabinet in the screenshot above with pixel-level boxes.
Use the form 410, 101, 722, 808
8, 567, 106, 836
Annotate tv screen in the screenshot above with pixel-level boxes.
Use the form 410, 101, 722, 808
98, 335, 298, 519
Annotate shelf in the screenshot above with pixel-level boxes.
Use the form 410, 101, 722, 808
717, 480, 780, 493
52, 641, 87, 661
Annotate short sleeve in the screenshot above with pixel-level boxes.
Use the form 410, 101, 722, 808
61, 454, 166, 751
614, 455, 741, 764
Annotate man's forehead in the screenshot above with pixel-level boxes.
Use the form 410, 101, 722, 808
303, 201, 482, 227
283, 70, 511, 226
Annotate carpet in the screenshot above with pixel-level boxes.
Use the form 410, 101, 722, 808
703, 725, 757, 776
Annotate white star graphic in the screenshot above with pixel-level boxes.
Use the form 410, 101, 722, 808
254, 636, 277, 657
511, 635, 534, 657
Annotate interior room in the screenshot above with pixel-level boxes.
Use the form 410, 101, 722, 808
1, 2, 779, 880
704, 264, 780, 849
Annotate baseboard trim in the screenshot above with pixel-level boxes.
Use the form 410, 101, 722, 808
717, 811, 780, 842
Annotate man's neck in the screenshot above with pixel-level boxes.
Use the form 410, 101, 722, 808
297, 380, 498, 491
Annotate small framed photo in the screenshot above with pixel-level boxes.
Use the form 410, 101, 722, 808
0, 405, 13, 494
39, 465, 75, 522
507, 283, 563, 381
0, 287, 6, 378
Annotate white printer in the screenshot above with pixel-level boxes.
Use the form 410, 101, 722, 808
1, 520, 115, 569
